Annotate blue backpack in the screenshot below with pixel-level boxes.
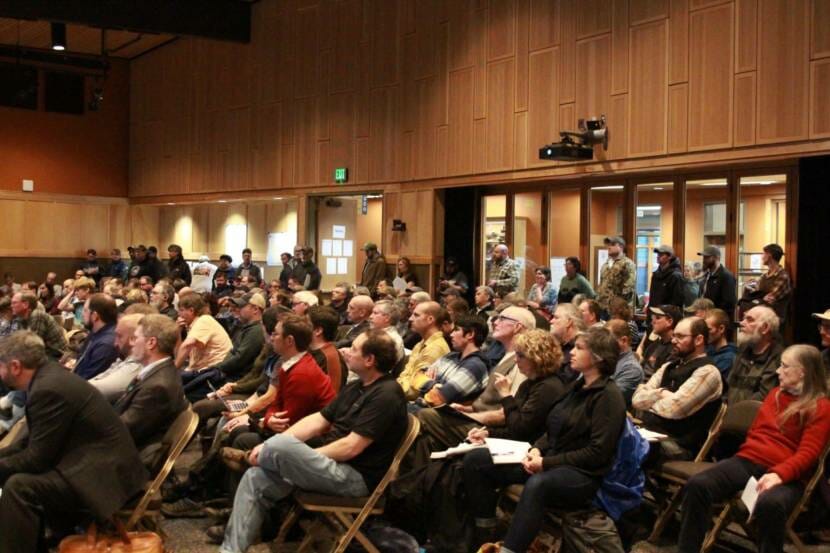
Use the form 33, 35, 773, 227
592, 417, 649, 520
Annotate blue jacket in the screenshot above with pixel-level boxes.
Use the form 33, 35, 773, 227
593, 417, 649, 520
74, 324, 119, 380
706, 343, 738, 380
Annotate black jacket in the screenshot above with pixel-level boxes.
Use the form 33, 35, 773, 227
114, 358, 189, 467
0, 363, 147, 519
489, 373, 568, 443
649, 257, 686, 309
698, 264, 737, 317
534, 376, 626, 477
214, 320, 266, 380
167, 257, 192, 285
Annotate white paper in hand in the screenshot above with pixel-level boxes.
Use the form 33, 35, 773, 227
740, 476, 759, 520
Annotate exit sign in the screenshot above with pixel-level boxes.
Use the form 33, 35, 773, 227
334, 167, 349, 184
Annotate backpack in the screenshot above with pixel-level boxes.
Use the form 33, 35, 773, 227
592, 417, 649, 520
561, 510, 624, 553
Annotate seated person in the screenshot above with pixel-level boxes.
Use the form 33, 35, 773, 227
549, 302, 587, 382
411, 314, 491, 408
606, 318, 644, 407
308, 306, 348, 392
89, 313, 144, 402
397, 301, 451, 400
728, 305, 782, 403
704, 308, 737, 381
637, 305, 682, 378
415, 306, 535, 456
114, 314, 189, 469
0, 331, 146, 552
632, 317, 723, 465
678, 344, 830, 553
218, 330, 408, 552
465, 327, 626, 552
176, 293, 233, 372
73, 294, 120, 380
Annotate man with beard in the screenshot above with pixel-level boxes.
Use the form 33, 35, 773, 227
328, 282, 352, 325
73, 294, 120, 380
150, 282, 178, 320
704, 308, 737, 381
637, 305, 682, 379
632, 317, 723, 465
727, 305, 782, 404
649, 245, 686, 310
89, 314, 144, 402
697, 246, 736, 317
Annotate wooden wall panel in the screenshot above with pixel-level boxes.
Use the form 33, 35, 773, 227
688, 3, 734, 150
813, 0, 830, 59
668, 83, 689, 152
669, 0, 689, 84
529, 0, 559, 50
757, 0, 809, 143
734, 71, 757, 146
127, 0, 826, 201
736, 0, 757, 72
527, 47, 560, 167
576, 0, 612, 39
630, 0, 668, 25
576, 35, 612, 127
810, 59, 830, 138
485, 58, 515, 170
628, 20, 668, 156
448, 69, 475, 174
611, 0, 629, 93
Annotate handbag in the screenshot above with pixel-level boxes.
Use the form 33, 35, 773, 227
58, 520, 164, 553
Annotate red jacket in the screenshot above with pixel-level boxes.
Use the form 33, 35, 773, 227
265, 352, 336, 424
737, 387, 830, 483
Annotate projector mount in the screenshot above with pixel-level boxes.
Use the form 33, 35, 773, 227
560, 115, 608, 150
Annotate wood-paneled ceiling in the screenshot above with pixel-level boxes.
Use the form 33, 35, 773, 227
0, 18, 174, 59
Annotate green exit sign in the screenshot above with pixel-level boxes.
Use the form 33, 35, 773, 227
334, 167, 349, 184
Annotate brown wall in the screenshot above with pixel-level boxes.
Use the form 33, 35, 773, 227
128, 0, 830, 200
0, 59, 130, 197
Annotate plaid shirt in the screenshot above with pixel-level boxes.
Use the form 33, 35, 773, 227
632, 359, 722, 420
14, 311, 67, 359
488, 257, 519, 295
597, 254, 636, 309
758, 265, 792, 305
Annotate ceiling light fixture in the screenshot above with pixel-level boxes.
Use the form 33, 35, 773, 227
51, 22, 67, 51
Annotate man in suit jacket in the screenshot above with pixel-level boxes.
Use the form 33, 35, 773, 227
115, 314, 189, 470
0, 331, 147, 552
335, 295, 373, 348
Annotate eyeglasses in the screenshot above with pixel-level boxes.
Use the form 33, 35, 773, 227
818, 323, 830, 331
496, 315, 519, 324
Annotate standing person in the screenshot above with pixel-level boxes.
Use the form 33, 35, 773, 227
237, 248, 262, 285
649, 245, 686, 310
108, 249, 128, 281
526, 267, 557, 317
214, 255, 236, 287
486, 244, 519, 296
468, 327, 626, 552
557, 256, 595, 304
0, 332, 147, 553
147, 246, 169, 280
80, 249, 102, 286
697, 245, 736, 318
812, 308, 830, 373
677, 345, 830, 553
359, 242, 388, 293
128, 245, 160, 282
294, 246, 321, 291
279, 252, 297, 290
739, 243, 792, 324
167, 244, 192, 285
596, 236, 636, 311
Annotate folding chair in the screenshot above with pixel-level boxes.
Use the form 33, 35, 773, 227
701, 437, 830, 553
274, 413, 420, 553
0, 417, 26, 449
648, 401, 760, 542
120, 406, 199, 531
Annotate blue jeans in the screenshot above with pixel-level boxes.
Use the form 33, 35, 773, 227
220, 434, 369, 553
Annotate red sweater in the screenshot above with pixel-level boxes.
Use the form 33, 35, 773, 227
737, 387, 830, 483
265, 353, 336, 424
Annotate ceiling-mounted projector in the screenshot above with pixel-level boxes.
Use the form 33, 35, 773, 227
539, 115, 608, 162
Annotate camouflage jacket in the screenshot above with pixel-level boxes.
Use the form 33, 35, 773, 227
597, 254, 636, 308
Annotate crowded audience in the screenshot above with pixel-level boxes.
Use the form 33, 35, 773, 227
0, 238, 828, 553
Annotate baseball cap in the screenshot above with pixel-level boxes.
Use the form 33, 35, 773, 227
812, 309, 830, 322
361, 242, 378, 251
649, 304, 682, 322
499, 306, 536, 330
604, 236, 625, 248
698, 245, 721, 258
653, 244, 675, 256
231, 292, 266, 310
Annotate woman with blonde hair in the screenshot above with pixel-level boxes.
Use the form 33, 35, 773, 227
678, 344, 830, 553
